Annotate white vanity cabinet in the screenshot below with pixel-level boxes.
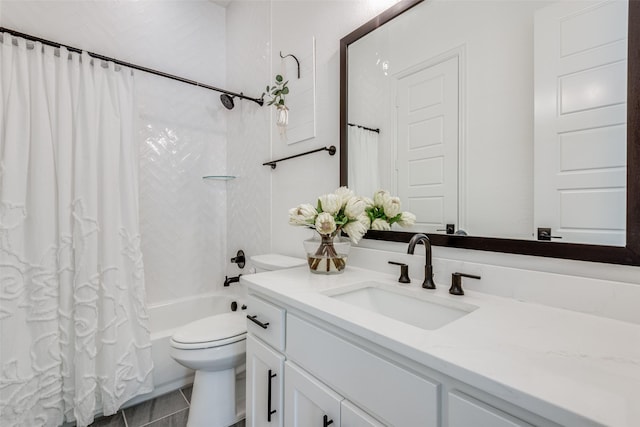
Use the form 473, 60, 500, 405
284, 361, 342, 427
341, 400, 386, 427
286, 313, 440, 426
245, 295, 287, 427
246, 335, 285, 427
284, 361, 385, 427
447, 392, 534, 427
246, 292, 560, 427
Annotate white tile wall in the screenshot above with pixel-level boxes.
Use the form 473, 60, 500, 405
1, 0, 231, 305
225, 0, 272, 278
138, 74, 228, 303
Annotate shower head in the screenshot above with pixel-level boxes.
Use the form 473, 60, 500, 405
220, 93, 235, 110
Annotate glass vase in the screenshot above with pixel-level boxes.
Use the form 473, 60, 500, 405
276, 105, 289, 127
303, 233, 350, 274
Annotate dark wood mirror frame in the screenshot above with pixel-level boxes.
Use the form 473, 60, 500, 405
340, 0, 640, 266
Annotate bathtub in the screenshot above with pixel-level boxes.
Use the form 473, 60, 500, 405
125, 292, 247, 411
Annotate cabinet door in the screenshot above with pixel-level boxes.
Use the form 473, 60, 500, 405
342, 400, 386, 427
448, 392, 533, 427
284, 361, 342, 427
246, 335, 285, 427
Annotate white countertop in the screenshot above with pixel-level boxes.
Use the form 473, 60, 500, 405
242, 266, 640, 427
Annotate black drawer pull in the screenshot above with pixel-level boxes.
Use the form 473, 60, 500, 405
323, 415, 334, 426
247, 315, 270, 329
267, 369, 277, 422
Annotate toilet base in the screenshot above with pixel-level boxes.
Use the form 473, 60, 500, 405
187, 368, 236, 427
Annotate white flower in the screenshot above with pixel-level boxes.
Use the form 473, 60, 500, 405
288, 204, 317, 226
318, 193, 341, 215
371, 218, 391, 231
343, 219, 368, 244
357, 213, 371, 229
397, 211, 416, 227
373, 189, 391, 207
383, 196, 401, 219
334, 186, 355, 207
344, 197, 365, 219
362, 197, 374, 209
315, 212, 337, 235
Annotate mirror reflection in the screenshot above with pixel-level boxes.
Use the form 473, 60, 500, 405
347, 0, 628, 246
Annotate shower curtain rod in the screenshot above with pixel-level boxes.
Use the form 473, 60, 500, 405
348, 122, 380, 133
0, 27, 265, 106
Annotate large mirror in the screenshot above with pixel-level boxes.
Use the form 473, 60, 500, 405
340, 0, 640, 265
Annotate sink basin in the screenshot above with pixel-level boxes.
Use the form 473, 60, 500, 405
328, 283, 477, 330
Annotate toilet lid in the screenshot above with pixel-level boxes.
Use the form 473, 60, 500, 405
251, 253, 306, 270
171, 312, 246, 348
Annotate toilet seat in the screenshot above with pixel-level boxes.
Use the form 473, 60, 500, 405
171, 312, 247, 350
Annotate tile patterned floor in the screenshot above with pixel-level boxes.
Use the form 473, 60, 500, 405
83, 386, 245, 427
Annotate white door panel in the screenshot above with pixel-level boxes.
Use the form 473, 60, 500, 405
534, 0, 627, 245
342, 400, 386, 427
396, 56, 459, 232
246, 335, 284, 427
284, 361, 342, 427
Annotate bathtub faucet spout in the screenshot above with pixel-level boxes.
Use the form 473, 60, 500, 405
224, 275, 242, 287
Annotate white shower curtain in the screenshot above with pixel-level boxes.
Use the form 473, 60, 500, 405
348, 125, 380, 198
0, 34, 153, 427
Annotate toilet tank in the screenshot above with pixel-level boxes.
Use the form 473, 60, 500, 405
250, 254, 306, 272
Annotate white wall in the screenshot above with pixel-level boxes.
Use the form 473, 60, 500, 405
1, 0, 231, 304
225, 0, 272, 276
229, 0, 640, 291
268, 0, 399, 255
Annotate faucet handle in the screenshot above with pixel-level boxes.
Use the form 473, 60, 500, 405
388, 261, 410, 283
449, 272, 481, 295
230, 249, 246, 268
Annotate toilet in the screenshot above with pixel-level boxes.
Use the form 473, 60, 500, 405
251, 253, 306, 273
169, 253, 305, 427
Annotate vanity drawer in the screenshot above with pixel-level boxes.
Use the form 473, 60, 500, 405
448, 391, 534, 427
246, 295, 285, 351
286, 314, 440, 426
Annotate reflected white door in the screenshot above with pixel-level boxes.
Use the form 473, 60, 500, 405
534, 0, 627, 245
396, 56, 459, 232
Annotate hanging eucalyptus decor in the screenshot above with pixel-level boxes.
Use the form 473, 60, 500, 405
263, 74, 290, 139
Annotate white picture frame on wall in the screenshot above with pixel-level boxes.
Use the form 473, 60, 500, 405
279, 37, 316, 145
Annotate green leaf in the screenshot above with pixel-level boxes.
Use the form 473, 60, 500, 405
266, 85, 270, 92
275, 74, 283, 82
282, 87, 289, 95
388, 213, 401, 225
278, 99, 285, 105
317, 199, 323, 213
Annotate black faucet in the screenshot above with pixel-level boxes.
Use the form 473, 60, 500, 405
388, 261, 410, 283
407, 234, 436, 289
449, 272, 481, 295
224, 274, 242, 287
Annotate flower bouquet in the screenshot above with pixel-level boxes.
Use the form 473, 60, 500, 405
289, 187, 415, 274
364, 190, 416, 231
289, 187, 368, 273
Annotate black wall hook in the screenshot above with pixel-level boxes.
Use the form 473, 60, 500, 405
280, 51, 301, 79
